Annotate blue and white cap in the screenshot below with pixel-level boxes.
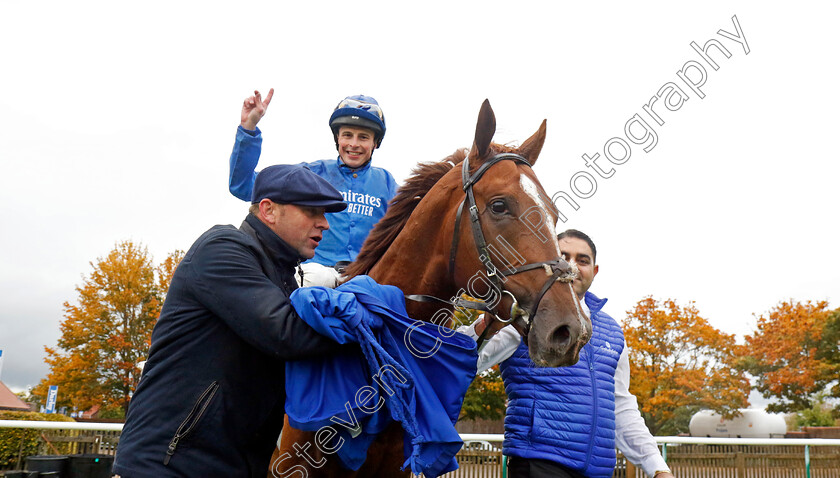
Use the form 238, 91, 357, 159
329, 94, 386, 148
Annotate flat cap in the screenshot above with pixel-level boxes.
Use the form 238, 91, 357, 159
251, 164, 347, 213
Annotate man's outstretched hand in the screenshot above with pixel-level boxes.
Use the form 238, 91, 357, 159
240, 88, 274, 130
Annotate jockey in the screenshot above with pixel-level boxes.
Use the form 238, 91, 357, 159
228, 89, 399, 287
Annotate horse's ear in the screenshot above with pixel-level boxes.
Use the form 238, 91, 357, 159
470, 99, 496, 161
518, 119, 547, 166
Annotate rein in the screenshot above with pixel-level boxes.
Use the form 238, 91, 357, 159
407, 152, 575, 347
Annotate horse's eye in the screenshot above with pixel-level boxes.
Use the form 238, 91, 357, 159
489, 200, 508, 214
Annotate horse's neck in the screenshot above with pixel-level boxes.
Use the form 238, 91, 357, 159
366, 251, 451, 320
366, 196, 460, 322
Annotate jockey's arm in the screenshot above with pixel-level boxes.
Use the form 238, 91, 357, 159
296, 261, 342, 288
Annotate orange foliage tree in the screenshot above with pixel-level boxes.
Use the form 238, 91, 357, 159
738, 300, 840, 414
33, 241, 184, 416
623, 297, 750, 435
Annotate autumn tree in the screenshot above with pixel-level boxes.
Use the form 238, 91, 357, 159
460, 365, 506, 421
33, 241, 184, 416
738, 300, 840, 414
623, 297, 750, 435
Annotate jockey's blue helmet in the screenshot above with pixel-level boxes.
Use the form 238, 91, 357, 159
329, 95, 386, 148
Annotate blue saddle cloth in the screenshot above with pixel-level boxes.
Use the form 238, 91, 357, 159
286, 275, 477, 478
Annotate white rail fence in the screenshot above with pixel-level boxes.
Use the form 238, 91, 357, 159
3, 421, 840, 477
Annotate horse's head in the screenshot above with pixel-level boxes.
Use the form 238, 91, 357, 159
349, 99, 592, 367
449, 99, 592, 367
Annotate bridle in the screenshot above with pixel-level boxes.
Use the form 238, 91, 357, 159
407, 152, 576, 347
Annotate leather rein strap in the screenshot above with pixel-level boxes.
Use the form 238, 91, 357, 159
407, 152, 574, 347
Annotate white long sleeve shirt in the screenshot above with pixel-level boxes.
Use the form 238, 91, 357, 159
457, 302, 670, 477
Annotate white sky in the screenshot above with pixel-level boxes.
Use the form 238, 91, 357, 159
1, 1, 838, 413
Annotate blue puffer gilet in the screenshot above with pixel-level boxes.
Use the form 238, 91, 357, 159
499, 292, 624, 478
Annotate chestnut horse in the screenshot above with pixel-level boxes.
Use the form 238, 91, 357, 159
269, 100, 592, 477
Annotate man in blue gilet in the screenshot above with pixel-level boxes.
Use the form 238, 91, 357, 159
462, 230, 674, 478
229, 88, 399, 287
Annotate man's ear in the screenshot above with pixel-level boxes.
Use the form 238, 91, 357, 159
593, 264, 599, 278
258, 199, 277, 224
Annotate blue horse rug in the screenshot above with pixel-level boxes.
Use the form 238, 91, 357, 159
286, 275, 478, 478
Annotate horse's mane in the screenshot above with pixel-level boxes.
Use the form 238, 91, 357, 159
345, 149, 468, 277
347, 142, 523, 277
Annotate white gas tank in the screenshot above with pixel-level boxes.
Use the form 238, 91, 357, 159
689, 409, 787, 438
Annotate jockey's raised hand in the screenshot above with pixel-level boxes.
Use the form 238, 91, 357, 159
240, 88, 274, 130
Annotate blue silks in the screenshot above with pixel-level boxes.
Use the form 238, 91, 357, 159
286, 276, 478, 478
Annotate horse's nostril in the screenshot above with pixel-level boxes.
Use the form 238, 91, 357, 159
551, 325, 571, 347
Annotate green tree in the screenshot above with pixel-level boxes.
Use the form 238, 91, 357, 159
623, 297, 750, 435
460, 365, 506, 421
795, 392, 838, 428
0, 411, 75, 468
33, 241, 183, 415
738, 301, 840, 414
453, 304, 507, 421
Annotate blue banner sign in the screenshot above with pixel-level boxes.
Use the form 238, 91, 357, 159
45, 385, 58, 414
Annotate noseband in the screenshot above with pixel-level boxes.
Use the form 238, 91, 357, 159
408, 152, 576, 347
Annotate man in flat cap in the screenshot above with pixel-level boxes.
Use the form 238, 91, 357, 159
113, 164, 350, 478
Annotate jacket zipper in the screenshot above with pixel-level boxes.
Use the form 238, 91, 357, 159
164, 381, 219, 465
583, 344, 598, 474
